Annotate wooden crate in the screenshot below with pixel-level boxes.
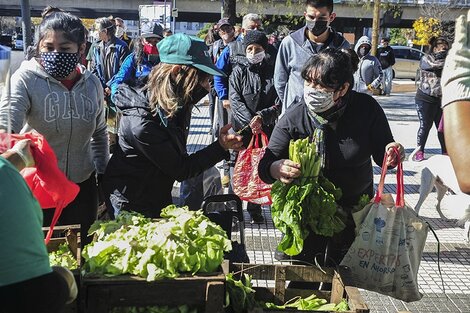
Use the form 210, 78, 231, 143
80, 261, 228, 313
43, 224, 81, 267
230, 263, 369, 313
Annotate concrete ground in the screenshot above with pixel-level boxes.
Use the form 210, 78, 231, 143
186, 87, 470, 313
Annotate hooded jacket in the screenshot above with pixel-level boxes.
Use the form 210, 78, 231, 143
229, 59, 279, 143
103, 85, 230, 217
274, 26, 350, 115
0, 58, 109, 183
417, 52, 446, 98
353, 36, 383, 91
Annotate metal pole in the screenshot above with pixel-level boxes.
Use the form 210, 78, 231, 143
164, 0, 167, 28
20, 0, 32, 57
171, 0, 176, 34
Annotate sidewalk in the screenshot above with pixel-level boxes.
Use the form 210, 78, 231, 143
186, 90, 470, 313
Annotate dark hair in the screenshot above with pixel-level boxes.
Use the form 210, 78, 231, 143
305, 0, 334, 13
301, 49, 354, 90
133, 36, 145, 67
35, 12, 86, 56
41, 5, 63, 18
429, 36, 449, 50
381, 37, 390, 43
341, 48, 359, 73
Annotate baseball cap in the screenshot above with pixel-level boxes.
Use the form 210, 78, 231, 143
157, 33, 226, 77
216, 18, 231, 29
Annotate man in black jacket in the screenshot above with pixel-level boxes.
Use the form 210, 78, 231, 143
377, 38, 396, 96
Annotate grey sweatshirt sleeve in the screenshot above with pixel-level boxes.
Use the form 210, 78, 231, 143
90, 82, 109, 174
371, 58, 383, 89
0, 72, 30, 133
274, 38, 290, 109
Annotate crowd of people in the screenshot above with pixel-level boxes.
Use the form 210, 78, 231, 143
2, 0, 470, 310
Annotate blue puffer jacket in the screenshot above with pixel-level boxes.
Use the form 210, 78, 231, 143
110, 52, 159, 98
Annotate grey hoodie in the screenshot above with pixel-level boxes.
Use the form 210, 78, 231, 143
274, 26, 350, 115
353, 36, 383, 92
0, 59, 108, 183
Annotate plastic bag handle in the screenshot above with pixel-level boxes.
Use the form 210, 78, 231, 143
248, 131, 268, 149
374, 147, 404, 207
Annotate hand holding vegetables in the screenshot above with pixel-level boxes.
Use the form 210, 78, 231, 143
218, 124, 244, 151
385, 142, 405, 167
249, 115, 262, 135
269, 159, 301, 184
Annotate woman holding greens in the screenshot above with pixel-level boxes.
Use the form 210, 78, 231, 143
258, 49, 404, 268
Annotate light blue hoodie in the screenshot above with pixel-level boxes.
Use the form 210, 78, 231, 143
0, 59, 109, 183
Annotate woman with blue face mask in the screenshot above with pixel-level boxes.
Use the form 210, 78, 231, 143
228, 30, 280, 224
258, 49, 404, 272
0, 12, 109, 247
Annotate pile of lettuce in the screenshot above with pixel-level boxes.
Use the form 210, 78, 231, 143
82, 206, 232, 281
49, 242, 78, 270
271, 138, 346, 256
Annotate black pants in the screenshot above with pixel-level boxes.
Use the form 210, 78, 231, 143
416, 95, 446, 154
43, 173, 98, 248
0, 271, 69, 313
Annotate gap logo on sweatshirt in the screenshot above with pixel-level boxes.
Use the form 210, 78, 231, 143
44, 91, 96, 123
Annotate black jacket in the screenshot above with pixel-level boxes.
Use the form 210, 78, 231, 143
229, 60, 280, 144
377, 46, 396, 69
103, 85, 229, 218
258, 91, 394, 207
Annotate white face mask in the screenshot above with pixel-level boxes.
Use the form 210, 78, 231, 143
303, 85, 336, 113
115, 26, 125, 38
246, 51, 265, 64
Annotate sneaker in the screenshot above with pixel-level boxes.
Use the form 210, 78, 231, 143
221, 175, 230, 188
412, 150, 425, 162
250, 212, 265, 224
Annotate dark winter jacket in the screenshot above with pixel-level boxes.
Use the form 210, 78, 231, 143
229, 60, 280, 144
103, 85, 229, 217
377, 46, 396, 69
417, 52, 446, 98
258, 91, 394, 206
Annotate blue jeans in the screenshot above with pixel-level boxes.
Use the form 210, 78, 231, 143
382, 67, 393, 95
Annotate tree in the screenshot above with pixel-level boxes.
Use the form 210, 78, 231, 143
0, 17, 16, 34
412, 17, 441, 46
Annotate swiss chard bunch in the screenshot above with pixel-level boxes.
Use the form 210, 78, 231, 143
271, 138, 345, 256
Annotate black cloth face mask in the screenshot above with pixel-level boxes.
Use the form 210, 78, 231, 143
306, 20, 329, 36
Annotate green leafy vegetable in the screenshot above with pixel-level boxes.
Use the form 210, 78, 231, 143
271, 138, 345, 256
83, 206, 231, 281
225, 273, 257, 313
49, 243, 78, 269
264, 294, 350, 311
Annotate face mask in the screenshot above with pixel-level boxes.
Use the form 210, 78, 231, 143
246, 51, 265, 64
433, 50, 448, 60
115, 26, 125, 38
306, 20, 329, 36
143, 43, 158, 56
40, 51, 78, 79
221, 33, 233, 42
358, 46, 370, 57
303, 85, 336, 113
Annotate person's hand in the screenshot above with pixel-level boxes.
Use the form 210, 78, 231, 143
270, 159, 301, 184
249, 115, 262, 135
441, 10, 470, 107
222, 99, 231, 109
385, 142, 405, 167
52, 266, 78, 305
218, 124, 243, 151
367, 84, 373, 91
9, 139, 35, 168
104, 87, 111, 96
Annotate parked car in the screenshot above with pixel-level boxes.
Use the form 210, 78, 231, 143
390, 45, 425, 80
13, 34, 23, 50
0, 35, 13, 48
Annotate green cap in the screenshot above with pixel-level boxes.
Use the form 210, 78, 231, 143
157, 33, 226, 77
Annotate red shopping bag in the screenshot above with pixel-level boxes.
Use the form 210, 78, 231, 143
233, 131, 272, 205
1, 133, 80, 244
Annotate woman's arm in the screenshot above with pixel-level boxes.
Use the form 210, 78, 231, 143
90, 80, 109, 174
0, 72, 31, 133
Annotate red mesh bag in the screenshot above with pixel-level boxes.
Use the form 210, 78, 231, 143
233, 131, 272, 205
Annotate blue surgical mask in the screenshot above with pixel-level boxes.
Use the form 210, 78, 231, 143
303, 85, 336, 113
41, 51, 79, 79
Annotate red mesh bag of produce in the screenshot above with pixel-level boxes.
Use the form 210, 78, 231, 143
232, 131, 272, 205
